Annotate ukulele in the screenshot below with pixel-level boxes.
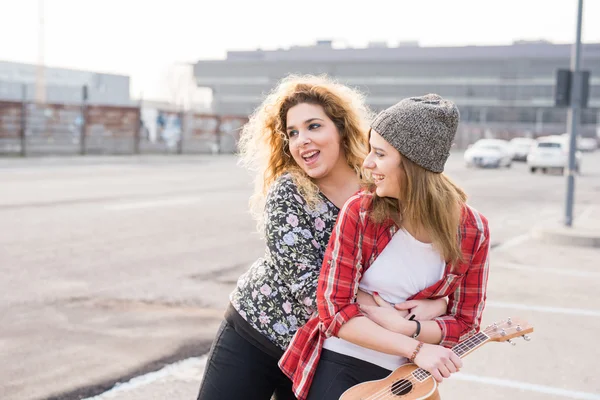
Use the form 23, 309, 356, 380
339, 317, 534, 400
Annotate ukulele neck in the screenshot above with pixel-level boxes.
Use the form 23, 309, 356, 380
412, 332, 490, 382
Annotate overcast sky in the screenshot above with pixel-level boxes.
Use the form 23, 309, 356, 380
2, 0, 599, 100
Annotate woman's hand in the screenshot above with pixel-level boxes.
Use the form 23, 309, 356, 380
359, 305, 416, 335
413, 343, 462, 383
372, 292, 410, 317
394, 298, 448, 321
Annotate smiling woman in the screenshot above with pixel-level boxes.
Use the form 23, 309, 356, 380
285, 104, 349, 187
280, 94, 491, 400
195, 74, 374, 400
363, 130, 405, 200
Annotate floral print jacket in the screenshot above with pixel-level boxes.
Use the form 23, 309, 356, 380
230, 173, 339, 350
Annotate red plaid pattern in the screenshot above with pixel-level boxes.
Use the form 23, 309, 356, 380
279, 190, 490, 399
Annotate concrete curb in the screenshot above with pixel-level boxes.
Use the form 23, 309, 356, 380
531, 226, 600, 248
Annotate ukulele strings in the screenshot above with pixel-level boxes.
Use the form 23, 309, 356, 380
363, 326, 496, 400
361, 326, 499, 400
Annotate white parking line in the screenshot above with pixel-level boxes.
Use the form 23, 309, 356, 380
83, 356, 207, 399
104, 197, 203, 211
486, 301, 600, 318
453, 373, 600, 399
578, 205, 595, 222
492, 234, 531, 251
495, 261, 600, 278
84, 355, 600, 400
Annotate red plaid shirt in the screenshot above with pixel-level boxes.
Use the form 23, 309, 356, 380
279, 190, 490, 400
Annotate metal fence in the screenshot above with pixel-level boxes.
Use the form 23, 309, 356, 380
2, 85, 598, 157
0, 88, 248, 157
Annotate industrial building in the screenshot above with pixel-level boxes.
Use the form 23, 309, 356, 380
194, 40, 600, 141
0, 60, 131, 105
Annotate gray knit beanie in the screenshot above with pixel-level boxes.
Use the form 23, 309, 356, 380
371, 94, 459, 173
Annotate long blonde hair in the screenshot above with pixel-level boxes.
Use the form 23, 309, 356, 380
369, 157, 467, 265
238, 74, 372, 230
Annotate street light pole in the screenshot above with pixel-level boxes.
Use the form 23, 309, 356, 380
564, 0, 584, 227
35, 0, 46, 104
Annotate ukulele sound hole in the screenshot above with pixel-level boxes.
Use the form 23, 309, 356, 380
391, 379, 413, 396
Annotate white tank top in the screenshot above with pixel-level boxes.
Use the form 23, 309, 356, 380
323, 228, 445, 371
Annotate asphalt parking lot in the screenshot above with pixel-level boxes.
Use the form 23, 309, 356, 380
1, 151, 599, 400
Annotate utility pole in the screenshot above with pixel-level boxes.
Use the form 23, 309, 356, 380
564, 0, 584, 227
35, 0, 46, 104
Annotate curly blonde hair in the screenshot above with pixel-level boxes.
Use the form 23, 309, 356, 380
238, 74, 372, 230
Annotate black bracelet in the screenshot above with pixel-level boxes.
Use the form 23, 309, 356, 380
411, 320, 421, 339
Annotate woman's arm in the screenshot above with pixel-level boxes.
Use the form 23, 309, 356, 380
338, 316, 419, 357
433, 217, 491, 347
359, 295, 447, 345
355, 289, 380, 307
316, 196, 461, 381
338, 316, 461, 382
315, 194, 366, 336
264, 177, 329, 307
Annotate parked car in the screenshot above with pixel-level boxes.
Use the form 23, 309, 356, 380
464, 139, 513, 168
559, 133, 598, 152
509, 137, 536, 161
577, 137, 598, 152
527, 135, 582, 174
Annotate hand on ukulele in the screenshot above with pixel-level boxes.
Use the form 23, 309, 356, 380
413, 344, 462, 383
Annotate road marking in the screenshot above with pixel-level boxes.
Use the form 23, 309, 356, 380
84, 356, 600, 400
492, 234, 531, 251
578, 205, 595, 222
83, 356, 207, 399
486, 301, 600, 318
495, 261, 600, 278
104, 197, 203, 211
453, 373, 600, 399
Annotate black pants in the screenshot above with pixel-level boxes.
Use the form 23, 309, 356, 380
197, 320, 296, 400
307, 349, 392, 400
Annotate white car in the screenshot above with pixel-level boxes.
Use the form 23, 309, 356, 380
559, 133, 598, 152
578, 137, 598, 152
509, 137, 536, 161
464, 139, 513, 168
527, 136, 582, 174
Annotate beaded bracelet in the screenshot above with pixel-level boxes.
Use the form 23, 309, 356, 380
409, 341, 424, 363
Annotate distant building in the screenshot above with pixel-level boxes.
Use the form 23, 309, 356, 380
0, 60, 131, 105
194, 40, 600, 141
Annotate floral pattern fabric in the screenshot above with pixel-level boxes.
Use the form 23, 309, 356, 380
230, 174, 339, 350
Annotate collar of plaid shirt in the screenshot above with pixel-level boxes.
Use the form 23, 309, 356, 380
278, 190, 490, 400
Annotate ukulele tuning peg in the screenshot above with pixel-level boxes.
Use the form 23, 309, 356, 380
506, 339, 516, 346
522, 335, 531, 341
